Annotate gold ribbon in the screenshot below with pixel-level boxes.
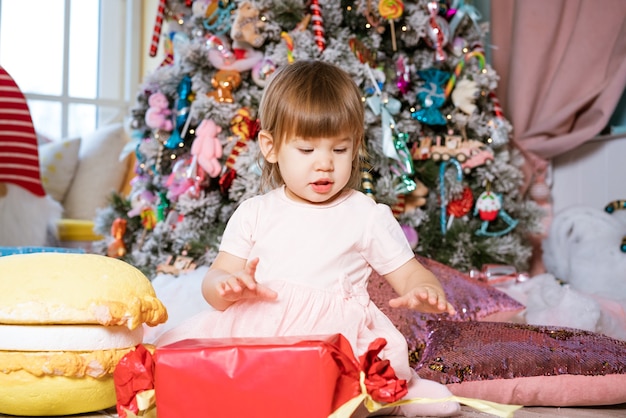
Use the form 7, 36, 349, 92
122, 389, 157, 418
329, 372, 522, 418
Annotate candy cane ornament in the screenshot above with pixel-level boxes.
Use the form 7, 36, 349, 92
281, 32, 295, 63
150, 0, 167, 57
444, 49, 485, 98
310, 0, 326, 52
219, 108, 259, 194
427, 1, 446, 62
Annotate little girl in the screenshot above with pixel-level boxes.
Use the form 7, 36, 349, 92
157, 60, 460, 417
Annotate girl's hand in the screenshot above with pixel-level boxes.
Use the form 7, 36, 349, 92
388, 285, 456, 315
217, 258, 278, 302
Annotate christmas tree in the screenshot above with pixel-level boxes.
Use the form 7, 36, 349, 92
93, 0, 543, 278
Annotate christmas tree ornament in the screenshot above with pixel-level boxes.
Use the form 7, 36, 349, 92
205, 35, 236, 67
106, 218, 127, 258
364, 65, 404, 163
401, 224, 419, 249
475, 189, 500, 222
391, 132, 417, 195
412, 68, 450, 125
156, 251, 197, 276
404, 181, 429, 213
145, 92, 173, 132
202, 0, 235, 35
486, 92, 509, 147
208, 39, 263, 71
364, 0, 385, 33
349, 38, 376, 67
251, 58, 276, 87
474, 189, 519, 237
207, 69, 242, 103
191, 119, 223, 178
444, 49, 485, 99
391, 193, 406, 217
360, 147, 375, 199
295, 13, 312, 31
171, 31, 191, 67
205, 1, 266, 71
230, 107, 259, 141
378, 0, 404, 51
446, 186, 474, 230
395, 55, 412, 95
156, 191, 169, 222
426, 1, 449, 62
468, 264, 529, 286
164, 157, 196, 201
366, 92, 402, 161
451, 77, 479, 115
280, 31, 295, 64
192, 0, 216, 18
230, 1, 266, 48
159, 33, 175, 67
364, 65, 386, 96
219, 108, 258, 194
310, 0, 326, 52
451, 36, 468, 57
165, 75, 193, 149
439, 158, 463, 234
149, 0, 167, 57
447, 1, 482, 38
128, 190, 158, 231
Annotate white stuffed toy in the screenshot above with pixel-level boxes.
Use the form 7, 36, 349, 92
504, 206, 626, 341
0, 66, 62, 247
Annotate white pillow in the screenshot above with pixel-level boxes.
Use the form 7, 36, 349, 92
63, 123, 130, 220
38, 137, 81, 203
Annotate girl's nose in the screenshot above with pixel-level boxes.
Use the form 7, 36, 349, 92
315, 152, 333, 171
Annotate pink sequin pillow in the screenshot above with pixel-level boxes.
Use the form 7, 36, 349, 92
416, 320, 626, 406
368, 255, 524, 364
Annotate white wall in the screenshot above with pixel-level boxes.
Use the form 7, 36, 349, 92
551, 134, 626, 214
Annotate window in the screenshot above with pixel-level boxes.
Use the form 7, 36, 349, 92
0, 0, 141, 140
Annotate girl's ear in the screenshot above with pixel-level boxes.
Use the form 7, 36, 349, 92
258, 130, 278, 163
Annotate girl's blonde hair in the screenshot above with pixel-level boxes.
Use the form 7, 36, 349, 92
257, 60, 365, 190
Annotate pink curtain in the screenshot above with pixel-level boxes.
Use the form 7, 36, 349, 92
490, 0, 626, 274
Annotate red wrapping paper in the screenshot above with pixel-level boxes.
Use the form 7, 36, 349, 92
114, 344, 155, 418
154, 334, 362, 418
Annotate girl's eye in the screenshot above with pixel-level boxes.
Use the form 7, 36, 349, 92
298, 148, 314, 154
334, 148, 348, 154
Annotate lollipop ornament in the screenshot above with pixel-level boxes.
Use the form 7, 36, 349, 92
378, 0, 404, 51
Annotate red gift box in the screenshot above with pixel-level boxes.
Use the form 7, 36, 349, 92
154, 334, 362, 418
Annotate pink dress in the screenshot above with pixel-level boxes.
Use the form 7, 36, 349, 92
157, 186, 416, 380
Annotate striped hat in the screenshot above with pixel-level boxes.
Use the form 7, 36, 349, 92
0, 65, 45, 196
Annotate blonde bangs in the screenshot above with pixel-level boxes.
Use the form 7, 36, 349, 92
261, 62, 364, 144
258, 60, 365, 190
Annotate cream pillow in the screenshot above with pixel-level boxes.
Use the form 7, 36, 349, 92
38, 137, 81, 203
62, 123, 130, 220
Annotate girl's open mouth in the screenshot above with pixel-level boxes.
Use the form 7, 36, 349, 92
311, 180, 333, 193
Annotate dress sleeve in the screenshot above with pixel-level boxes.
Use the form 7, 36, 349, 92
362, 203, 415, 275
218, 199, 256, 259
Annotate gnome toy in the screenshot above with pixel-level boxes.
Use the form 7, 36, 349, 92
0, 65, 62, 247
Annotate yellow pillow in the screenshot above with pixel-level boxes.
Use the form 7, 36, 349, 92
38, 137, 81, 203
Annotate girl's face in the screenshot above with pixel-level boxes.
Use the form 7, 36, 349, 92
260, 132, 355, 205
